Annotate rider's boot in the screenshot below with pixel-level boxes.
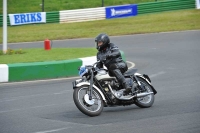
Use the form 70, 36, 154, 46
122, 82, 132, 95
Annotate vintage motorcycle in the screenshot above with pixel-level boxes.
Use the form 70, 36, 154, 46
72, 61, 157, 117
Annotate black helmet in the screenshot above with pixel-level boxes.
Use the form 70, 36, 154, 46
95, 33, 110, 51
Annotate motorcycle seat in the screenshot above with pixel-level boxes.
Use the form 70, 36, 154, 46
123, 68, 137, 76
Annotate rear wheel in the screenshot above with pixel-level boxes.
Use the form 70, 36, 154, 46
135, 78, 155, 108
73, 86, 104, 117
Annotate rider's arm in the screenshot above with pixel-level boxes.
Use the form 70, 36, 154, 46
96, 53, 103, 69
108, 43, 121, 58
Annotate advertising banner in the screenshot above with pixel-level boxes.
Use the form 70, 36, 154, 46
106, 4, 137, 19
9, 12, 46, 26
196, 0, 200, 9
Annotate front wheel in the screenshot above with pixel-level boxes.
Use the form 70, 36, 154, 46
73, 86, 104, 117
135, 78, 155, 108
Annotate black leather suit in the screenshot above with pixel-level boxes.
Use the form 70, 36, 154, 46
96, 43, 128, 86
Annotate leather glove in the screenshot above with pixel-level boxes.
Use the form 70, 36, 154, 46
106, 54, 112, 59
100, 55, 106, 62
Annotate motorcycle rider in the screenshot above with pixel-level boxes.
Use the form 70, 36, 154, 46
95, 33, 131, 95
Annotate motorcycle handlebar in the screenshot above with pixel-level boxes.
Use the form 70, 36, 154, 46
85, 61, 100, 69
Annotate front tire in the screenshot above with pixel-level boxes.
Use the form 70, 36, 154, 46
135, 78, 155, 108
73, 86, 104, 117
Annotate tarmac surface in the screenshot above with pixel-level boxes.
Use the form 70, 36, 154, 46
0, 30, 200, 133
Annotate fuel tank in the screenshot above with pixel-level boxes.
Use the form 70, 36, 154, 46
95, 69, 115, 81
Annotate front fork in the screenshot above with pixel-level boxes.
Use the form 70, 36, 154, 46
132, 75, 146, 92
89, 69, 93, 100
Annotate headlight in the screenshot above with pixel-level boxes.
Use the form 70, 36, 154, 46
79, 66, 88, 77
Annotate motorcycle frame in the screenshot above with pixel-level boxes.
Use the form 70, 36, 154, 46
73, 66, 157, 106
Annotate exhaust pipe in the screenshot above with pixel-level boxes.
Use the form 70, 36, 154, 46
117, 92, 153, 100
108, 84, 153, 100
136, 92, 153, 98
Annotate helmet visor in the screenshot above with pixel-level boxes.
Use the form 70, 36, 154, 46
97, 41, 103, 46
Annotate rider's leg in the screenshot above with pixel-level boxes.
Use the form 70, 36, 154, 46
111, 69, 131, 95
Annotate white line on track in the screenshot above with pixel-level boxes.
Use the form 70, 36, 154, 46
35, 127, 74, 133
149, 71, 166, 78
126, 61, 135, 69
0, 76, 79, 85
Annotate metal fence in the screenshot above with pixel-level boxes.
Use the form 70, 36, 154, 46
138, 0, 195, 14
0, 0, 164, 14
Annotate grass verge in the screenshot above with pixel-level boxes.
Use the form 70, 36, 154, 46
0, 48, 97, 64
0, 9, 199, 43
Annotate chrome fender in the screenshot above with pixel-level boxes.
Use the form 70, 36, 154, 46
135, 73, 151, 85
75, 82, 107, 102
135, 73, 157, 95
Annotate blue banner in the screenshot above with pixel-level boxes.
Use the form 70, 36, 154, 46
9, 12, 46, 26
196, 0, 200, 9
106, 4, 137, 19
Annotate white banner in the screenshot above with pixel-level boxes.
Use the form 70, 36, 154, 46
60, 7, 105, 23
9, 12, 46, 26
196, 0, 200, 9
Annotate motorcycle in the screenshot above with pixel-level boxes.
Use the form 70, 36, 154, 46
72, 61, 157, 117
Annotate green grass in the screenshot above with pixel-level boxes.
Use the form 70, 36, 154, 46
0, 9, 199, 43
0, 48, 97, 64
0, 0, 161, 14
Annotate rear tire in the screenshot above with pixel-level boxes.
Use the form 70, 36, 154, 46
73, 86, 104, 117
135, 78, 155, 108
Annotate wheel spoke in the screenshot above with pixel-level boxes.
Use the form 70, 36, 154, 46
137, 81, 152, 104
77, 87, 102, 113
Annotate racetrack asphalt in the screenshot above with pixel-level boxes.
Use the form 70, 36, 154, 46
0, 30, 200, 133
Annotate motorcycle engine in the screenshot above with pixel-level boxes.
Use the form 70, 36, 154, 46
98, 79, 120, 103
100, 79, 120, 92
